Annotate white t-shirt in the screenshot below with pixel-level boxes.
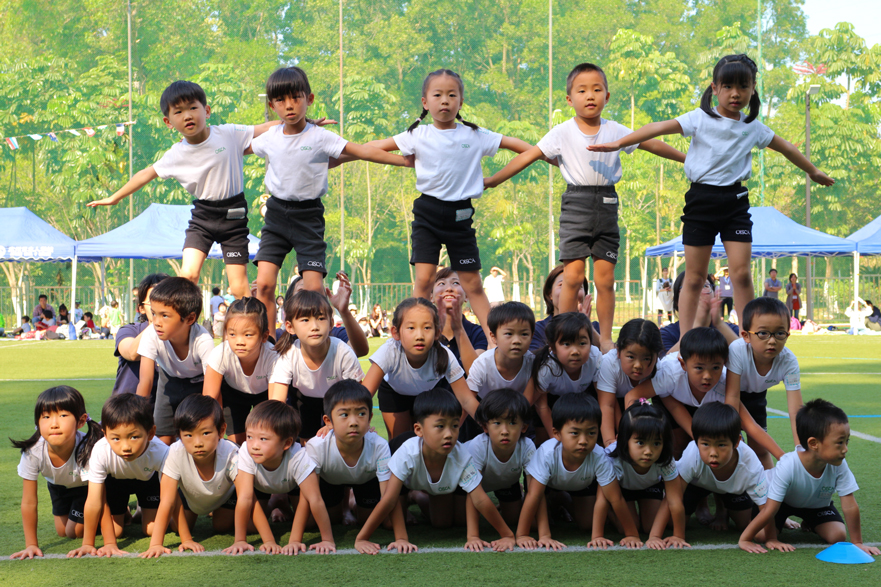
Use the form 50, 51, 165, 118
607, 448, 679, 491
526, 439, 615, 491
727, 338, 801, 394
88, 437, 169, 483
536, 118, 638, 186
370, 339, 464, 396
388, 437, 482, 495
536, 347, 602, 396
464, 434, 535, 493
236, 442, 316, 494
137, 323, 214, 380
675, 108, 775, 186
250, 123, 348, 201
152, 124, 254, 200
207, 341, 277, 395
392, 124, 502, 201
270, 337, 364, 398
467, 348, 535, 398
676, 440, 770, 505
161, 439, 238, 515
305, 431, 391, 486
483, 274, 505, 304
651, 352, 727, 407
768, 451, 859, 509
596, 349, 652, 398
17, 432, 88, 487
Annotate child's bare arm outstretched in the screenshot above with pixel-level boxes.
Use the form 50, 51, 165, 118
766, 135, 834, 186
588, 489, 613, 549
517, 477, 561, 550
588, 120, 684, 153
598, 480, 644, 548
637, 139, 686, 164
484, 145, 547, 189
738, 405, 784, 460
647, 477, 690, 549
297, 474, 336, 554
738, 499, 792, 553
11, 479, 42, 559
468, 486, 516, 552
840, 493, 881, 555
139, 474, 179, 558
88, 167, 159, 207
355, 475, 415, 554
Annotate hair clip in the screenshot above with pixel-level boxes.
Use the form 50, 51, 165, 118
86, 415, 92, 422
638, 398, 653, 406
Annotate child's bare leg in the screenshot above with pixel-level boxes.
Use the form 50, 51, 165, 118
814, 521, 847, 544
110, 513, 126, 538
212, 507, 235, 533
407, 491, 429, 524
382, 411, 413, 439
672, 428, 690, 459
747, 435, 774, 470
728, 508, 753, 532
677, 245, 713, 344
225, 264, 249, 300
141, 507, 158, 536
458, 270, 493, 344
639, 499, 662, 534
255, 261, 281, 336
500, 501, 522, 529
559, 259, 585, 314
428, 494, 455, 528
66, 519, 84, 539
412, 263, 437, 299
571, 495, 597, 531
722, 241, 754, 322
453, 494, 468, 527
54, 515, 68, 537
592, 257, 616, 353
341, 488, 358, 525
180, 248, 209, 286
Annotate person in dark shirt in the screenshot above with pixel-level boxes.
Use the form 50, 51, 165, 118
112, 273, 169, 397
530, 264, 591, 352
659, 271, 739, 354
431, 267, 488, 373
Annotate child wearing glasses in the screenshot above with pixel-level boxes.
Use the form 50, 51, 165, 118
725, 298, 801, 469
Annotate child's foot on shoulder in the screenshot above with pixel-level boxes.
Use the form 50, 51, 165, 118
600, 339, 615, 354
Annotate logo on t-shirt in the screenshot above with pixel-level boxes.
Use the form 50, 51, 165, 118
215, 147, 226, 154
742, 132, 749, 136
300, 146, 312, 151
818, 485, 835, 499
461, 144, 470, 148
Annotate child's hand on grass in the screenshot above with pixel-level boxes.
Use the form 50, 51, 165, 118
855, 543, 881, 556
354, 539, 381, 554
97, 544, 128, 557
738, 540, 767, 554
309, 540, 336, 554
491, 536, 516, 552
645, 536, 666, 550
223, 541, 254, 555
664, 536, 691, 549
516, 535, 538, 550
537, 536, 566, 551
463, 537, 490, 552
587, 536, 614, 550
765, 540, 795, 553
282, 541, 307, 555
179, 540, 204, 553
620, 535, 644, 549
259, 541, 283, 554
138, 545, 171, 559
387, 539, 417, 553
10, 545, 43, 560
67, 545, 98, 558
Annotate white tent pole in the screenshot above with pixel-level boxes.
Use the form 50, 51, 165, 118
853, 252, 860, 308
71, 253, 78, 331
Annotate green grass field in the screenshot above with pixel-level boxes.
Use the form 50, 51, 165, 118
1, 335, 880, 585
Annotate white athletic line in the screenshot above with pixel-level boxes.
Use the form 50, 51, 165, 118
767, 408, 881, 445
7, 542, 881, 560
801, 373, 881, 375
0, 378, 115, 382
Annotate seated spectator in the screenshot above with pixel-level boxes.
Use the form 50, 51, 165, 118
83, 312, 96, 330
11, 315, 32, 336
865, 299, 881, 332
659, 271, 739, 354
56, 304, 71, 326
35, 309, 56, 331
31, 294, 54, 323
213, 302, 228, 339
369, 303, 388, 337
358, 315, 371, 337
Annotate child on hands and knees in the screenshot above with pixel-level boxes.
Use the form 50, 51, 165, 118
355, 389, 517, 554
11, 387, 103, 559
739, 399, 880, 556
518, 393, 643, 550
485, 63, 685, 352
726, 297, 802, 469
299, 380, 407, 535
224, 401, 335, 555
68, 394, 169, 558
589, 55, 833, 346
461, 389, 536, 550
140, 395, 239, 558
596, 402, 689, 551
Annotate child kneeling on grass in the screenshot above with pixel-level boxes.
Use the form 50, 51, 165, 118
739, 399, 880, 555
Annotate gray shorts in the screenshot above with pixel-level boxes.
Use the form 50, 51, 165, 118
154, 370, 204, 437
254, 196, 327, 275
558, 185, 620, 263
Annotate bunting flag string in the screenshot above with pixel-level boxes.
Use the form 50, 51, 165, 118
2, 121, 136, 150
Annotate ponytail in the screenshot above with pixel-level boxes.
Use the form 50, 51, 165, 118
432, 339, 450, 377
409, 69, 478, 133
10, 430, 41, 454
76, 419, 104, 468
408, 108, 428, 132
700, 54, 761, 123
275, 290, 333, 356
456, 112, 479, 131
699, 84, 720, 120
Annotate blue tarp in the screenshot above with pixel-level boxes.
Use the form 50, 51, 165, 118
77, 203, 259, 259
847, 215, 881, 255
645, 207, 856, 259
0, 207, 99, 263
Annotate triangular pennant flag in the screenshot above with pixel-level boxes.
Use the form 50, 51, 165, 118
68, 129, 81, 136
84, 128, 95, 137
116, 124, 125, 136
96, 125, 107, 130
48, 132, 58, 142
5, 137, 19, 150
28, 134, 43, 141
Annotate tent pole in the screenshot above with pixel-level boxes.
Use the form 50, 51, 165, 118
853, 252, 859, 308
71, 254, 78, 333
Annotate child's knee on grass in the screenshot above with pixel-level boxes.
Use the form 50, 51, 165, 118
428, 494, 456, 528
571, 496, 596, 531
815, 521, 847, 544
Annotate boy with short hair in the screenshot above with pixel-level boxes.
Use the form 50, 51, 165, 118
726, 297, 802, 469
676, 403, 776, 535
68, 394, 169, 558
87, 81, 281, 297
517, 393, 642, 550
462, 388, 536, 549
224, 400, 335, 555
12, 315, 31, 336
140, 395, 238, 558
355, 389, 516, 554
739, 399, 880, 555
484, 63, 685, 352
136, 277, 214, 445
114, 273, 168, 396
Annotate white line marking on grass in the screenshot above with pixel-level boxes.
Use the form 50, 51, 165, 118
767, 408, 881, 444
0, 378, 114, 382
801, 372, 881, 375
8, 542, 881, 560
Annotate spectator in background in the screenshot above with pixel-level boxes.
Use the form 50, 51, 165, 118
108, 300, 124, 336
369, 303, 387, 338
358, 315, 371, 337
31, 294, 54, 323
209, 287, 225, 316
35, 309, 55, 331
213, 302, 228, 338
83, 312, 96, 330
482, 266, 507, 307
12, 315, 32, 337
223, 286, 235, 305
718, 267, 734, 318
659, 271, 739, 354
655, 266, 673, 324
73, 301, 84, 323
864, 299, 881, 332
56, 304, 71, 326
275, 295, 285, 329
763, 268, 782, 298
530, 264, 592, 352
113, 273, 168, 397
785, 273, 802, 320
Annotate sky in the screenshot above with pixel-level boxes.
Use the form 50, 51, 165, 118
802, 0, 880, 47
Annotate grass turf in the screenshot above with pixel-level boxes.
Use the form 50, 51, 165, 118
1, 334, 880, 585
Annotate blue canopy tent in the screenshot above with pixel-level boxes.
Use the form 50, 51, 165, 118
73, 203, 260, 320
643, 206, 858, 316
847, 214, 881, 304
0, 207, 100, 323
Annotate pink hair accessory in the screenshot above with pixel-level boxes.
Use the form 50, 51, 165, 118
638, 398, 653, 406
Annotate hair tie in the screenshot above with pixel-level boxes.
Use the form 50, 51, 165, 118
638, 398, 652, 406
86, 414, 92, 422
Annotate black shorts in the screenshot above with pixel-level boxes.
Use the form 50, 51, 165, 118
682, 483, 756, 515
775, 501, 843, 532
220, 380, 268, 435
319, 476, 382, 510
681, 182, 752, 247
740, 390, 768, 431
558, 185, 620, 264
621, 481, 665, 502
492, 480, 524, 503
296, 393, 326, 439
104, 472, 161, 516
658, 400, 698, 431
458, 414, 483, 443
154, 372, 204, 437
179, 488, 237, 512
377, 379, 417, 414
254, 485, 300, 501
410, 194, 481, 271
184, 194, 250, 264
47, 482, 88, 524
254, 196, 327, 274
546, 480, 599, 498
